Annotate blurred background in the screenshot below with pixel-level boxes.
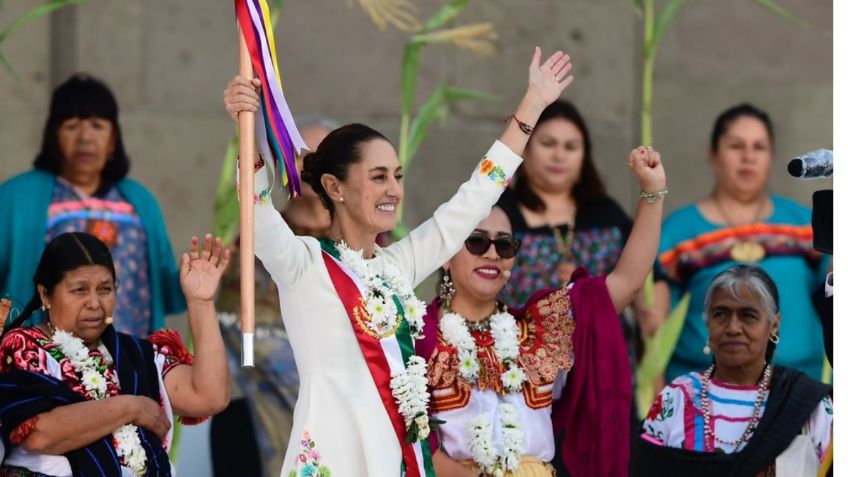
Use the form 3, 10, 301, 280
0, 0, 831, 250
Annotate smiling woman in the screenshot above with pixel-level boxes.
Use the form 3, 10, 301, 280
224, 47, 576, 477
417, 145, 666, 477
0, 74, 185, 338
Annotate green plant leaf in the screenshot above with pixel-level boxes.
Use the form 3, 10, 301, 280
650, 0, 688, 54
407, 85, 497, 162
0, 0, 87, 45
400, 42, 423, 114
630, 0, 644, 19
269, 0, 284, 25
423, 0, 469, 31
213, 134, 241, 247
0, 48, 17, 80
635, 293, 690, 417
750, 0, 808, 28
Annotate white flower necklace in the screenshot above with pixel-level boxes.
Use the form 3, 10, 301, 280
336, 241, 426, 339
439, 307, 527, 393
51, 328, 148, 476
467, 402, 524, 476
335, 241, 431, 442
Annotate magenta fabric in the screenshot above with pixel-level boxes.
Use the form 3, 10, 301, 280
416, 268, 632, 475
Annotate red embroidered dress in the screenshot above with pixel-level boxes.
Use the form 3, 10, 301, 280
0, 327, 200, 476
426, 288, 576, 463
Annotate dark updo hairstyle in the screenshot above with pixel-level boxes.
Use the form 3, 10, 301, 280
300, 123, 390, 218
703, 264, 780, 363
2, 232, 116, 335
34, 74, 130, 195
709, 103, 775, 153
513, 100, 606, 212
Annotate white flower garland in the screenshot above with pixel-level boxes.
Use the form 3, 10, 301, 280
466, 403, 524, 476
439, 310, 527, 392
390, 355, 432, 441
336, 241, 426, 338
52, 330, 148, 476
335, 242, 431, 441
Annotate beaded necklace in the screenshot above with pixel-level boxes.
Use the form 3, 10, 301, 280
700, 363, 771, 452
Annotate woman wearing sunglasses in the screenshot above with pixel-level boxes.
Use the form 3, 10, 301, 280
417, 146, 666, 477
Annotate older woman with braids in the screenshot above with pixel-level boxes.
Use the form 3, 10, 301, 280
0, 232, 230, 476
224, 48, 573, 477
634, 265, 833, 477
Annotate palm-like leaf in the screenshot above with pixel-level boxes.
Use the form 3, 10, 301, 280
214, 135, 241, 246
353, 0, 421, 32
406, 85, 497, 164
635, 294, 689, 416
751, 0, 808, 28
0, 0, 87, 78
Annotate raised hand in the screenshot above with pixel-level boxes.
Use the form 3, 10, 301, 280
627, 147, 667, 194
223, 75, 262, 122
180, 234, 231, 303
526, 47, 574, 107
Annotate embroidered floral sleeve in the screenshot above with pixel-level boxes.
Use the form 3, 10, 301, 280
148, 329, 193, 376
148, 329, 209, 425
806, 395, 833, 462
517, 288, 575, 387
9, 416, 39, 444
1, 328, 54, 375
641, 385, 685, 447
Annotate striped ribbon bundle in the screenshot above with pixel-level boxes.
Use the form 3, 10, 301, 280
235, 0, 307, 197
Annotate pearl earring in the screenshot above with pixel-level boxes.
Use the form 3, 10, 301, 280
703, 341, 711, 355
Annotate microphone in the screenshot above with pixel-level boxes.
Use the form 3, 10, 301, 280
787, 149, 833, 179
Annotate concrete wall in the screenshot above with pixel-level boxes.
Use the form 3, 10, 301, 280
0, 0, 832, 260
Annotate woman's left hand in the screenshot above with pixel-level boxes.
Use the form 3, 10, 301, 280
180, 234, 231, 303
525, 47, 574, 108
628, 146, 667, 194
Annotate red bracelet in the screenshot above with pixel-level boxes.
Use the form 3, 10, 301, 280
502, 114, 534, 135
254, 155, 265, 171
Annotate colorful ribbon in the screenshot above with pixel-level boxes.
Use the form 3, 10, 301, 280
235, 0, 307, 197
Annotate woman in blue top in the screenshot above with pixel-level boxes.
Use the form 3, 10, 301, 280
650, 103, 828, 382
0, 74, 185, 336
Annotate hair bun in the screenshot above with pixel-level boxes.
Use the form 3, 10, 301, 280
300, 151, 320, 187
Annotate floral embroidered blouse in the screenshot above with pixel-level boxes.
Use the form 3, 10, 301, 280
426, 287, 576, 462
642, 371, 833, 459
46, 178, 152, 337
0, 327, 199, 476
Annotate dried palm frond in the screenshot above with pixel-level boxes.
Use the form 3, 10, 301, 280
352, 0, 421, 32
412, 22, 497, 56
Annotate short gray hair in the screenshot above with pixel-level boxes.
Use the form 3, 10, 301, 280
703, 264, 780, 324
295, 115, 341, 132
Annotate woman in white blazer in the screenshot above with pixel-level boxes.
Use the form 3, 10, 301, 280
223, 48, 574, 477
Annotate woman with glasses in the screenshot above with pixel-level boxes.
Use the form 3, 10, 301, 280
416, 147, 666, 477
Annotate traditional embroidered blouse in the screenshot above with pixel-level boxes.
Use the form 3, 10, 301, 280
642, 371, 833, 459
427, 287, 576, 462
46, 178, 152, 337
0, 327, 197, 477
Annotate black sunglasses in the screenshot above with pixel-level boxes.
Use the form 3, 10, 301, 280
464, 235, 521, 259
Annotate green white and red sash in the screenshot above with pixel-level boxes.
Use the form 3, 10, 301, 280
320, 240, 435, 477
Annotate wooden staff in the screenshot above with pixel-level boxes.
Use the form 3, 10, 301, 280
238, 27, 256, 367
